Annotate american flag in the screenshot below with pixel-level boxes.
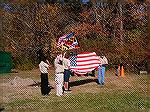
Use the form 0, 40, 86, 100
69, 52, 101, 75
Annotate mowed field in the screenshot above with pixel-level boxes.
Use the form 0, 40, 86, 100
0, 68, 149, 112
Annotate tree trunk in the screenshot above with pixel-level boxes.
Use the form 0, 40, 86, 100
119, 1, 124, 47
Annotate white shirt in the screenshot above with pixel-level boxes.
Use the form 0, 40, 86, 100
98, 56, 108, 66
39, 61, 49, 73
102, 56, 108, 65
54, 58, 64, 74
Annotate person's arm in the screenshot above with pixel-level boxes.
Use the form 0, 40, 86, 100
105, 58, 108, 66
54, 59, 58, 67
99, 57, 102, 66
46, 59, 50, 65
68, 59, 70, 69
44, 62, 49, 69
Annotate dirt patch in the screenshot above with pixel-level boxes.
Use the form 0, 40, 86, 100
0, 69, 148, 104
2, 76, 38, 87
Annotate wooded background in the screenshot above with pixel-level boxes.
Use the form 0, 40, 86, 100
0, 0, 149, 73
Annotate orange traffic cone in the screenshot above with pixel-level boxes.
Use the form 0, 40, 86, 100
121, 66, 125, 77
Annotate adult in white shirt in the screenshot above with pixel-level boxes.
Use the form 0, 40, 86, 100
98, 55, 108, 85
39, 58, 50, 96
54, 54, 64, 97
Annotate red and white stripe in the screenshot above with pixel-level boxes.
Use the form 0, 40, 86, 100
70, 52, 101, 75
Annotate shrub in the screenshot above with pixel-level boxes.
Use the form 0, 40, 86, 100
13, 55, 37, 71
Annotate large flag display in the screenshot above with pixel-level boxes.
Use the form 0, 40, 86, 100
69, 52, 101, 75
57, 32, 79, 51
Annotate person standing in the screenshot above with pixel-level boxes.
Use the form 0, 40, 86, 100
98, 55, 108, 85
115, 64, 119, 76
39, 58, 50, 96
54, 54, 64, 97
63, 56, 71, 92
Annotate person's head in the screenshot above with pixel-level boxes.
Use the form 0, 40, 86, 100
120, 63, 123, 67
100, 53, 104, 58
64, 52, 70, 59
102, 52, 104, 55
56, 54, 63, 65
57, 54, 62, 60
41, 57, 47, 62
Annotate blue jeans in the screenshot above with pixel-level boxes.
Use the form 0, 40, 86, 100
98, 66, 106, 85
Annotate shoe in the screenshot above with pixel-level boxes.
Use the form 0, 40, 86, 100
56, 94, 63, 97
64, 90, 72, 93
97, 82, 100, 85
100, 83, 104, 85
42, 94, 49, 96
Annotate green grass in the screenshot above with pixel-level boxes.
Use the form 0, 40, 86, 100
3, 91, 149, 112
1, 70, 150, 112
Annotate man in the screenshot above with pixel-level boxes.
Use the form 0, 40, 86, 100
39, 58, 50, 96
54, 54, 64, 97
98, 55, 108, 85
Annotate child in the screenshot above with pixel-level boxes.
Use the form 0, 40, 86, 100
39, 58, 50, 96
63, 56, 71, 92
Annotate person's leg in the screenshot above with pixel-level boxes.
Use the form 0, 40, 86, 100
41, 73, 44, 95
41, 73, 47, 95
64, 70, 70, 91
59, 73, 64, 96
92, 70, 95, 76
45, 73, 50, 95
64, 70, 67, 91
55, 73, 64, 96
55, 74, 59, 96
101, 66, 106, 85
98, 66, 101, 84
64, 82, 68, 91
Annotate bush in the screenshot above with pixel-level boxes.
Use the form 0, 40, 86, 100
13, 55, 37, 71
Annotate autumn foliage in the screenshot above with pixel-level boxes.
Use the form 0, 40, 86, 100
1, 1, 149, 72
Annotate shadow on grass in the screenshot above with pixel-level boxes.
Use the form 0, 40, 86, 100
28, 82, 54, 89
69, 79, 98, 87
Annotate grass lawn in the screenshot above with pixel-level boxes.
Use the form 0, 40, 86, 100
0, 69, 150, 112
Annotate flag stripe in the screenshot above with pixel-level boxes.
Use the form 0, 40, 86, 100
75, 63, 100, 67
71, 65, 99, 69
77, 59, 99, 62
70, 52, 101, 75
77, 55, 99, 59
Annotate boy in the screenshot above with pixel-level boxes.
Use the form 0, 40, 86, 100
63, 56, 71, 92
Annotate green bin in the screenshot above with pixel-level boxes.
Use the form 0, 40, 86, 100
0, 51, 12, 74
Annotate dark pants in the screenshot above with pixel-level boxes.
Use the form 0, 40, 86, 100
64, 69, 70, 90
41, 73, 50, 95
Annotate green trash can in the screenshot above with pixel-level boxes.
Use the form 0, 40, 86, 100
0, 51, 12, 74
